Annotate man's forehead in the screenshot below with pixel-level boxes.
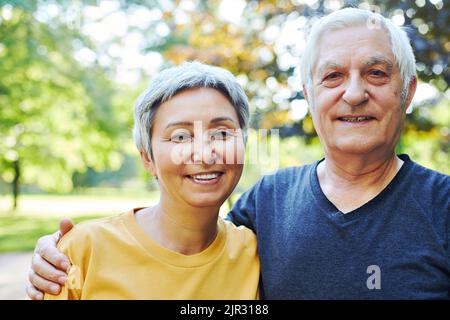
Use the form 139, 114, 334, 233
312, 25, 394, 68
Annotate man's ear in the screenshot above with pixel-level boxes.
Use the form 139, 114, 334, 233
140, 151, 157, 177
302, 85, 309, 103
404, 76, 417, 110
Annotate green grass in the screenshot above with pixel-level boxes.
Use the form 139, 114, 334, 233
0, 214, 106, 253
0, 190, 236, 253
0, 190, 160, 253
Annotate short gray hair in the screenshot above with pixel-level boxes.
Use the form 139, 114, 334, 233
133, 61, 250, 158
300, 8, 416, 105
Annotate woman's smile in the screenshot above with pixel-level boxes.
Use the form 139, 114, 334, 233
186, 171, 225, 185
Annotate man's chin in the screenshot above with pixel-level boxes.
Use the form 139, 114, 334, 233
333, 140, 382, 155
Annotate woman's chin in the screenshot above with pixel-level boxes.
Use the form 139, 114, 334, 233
185, 194, 229, 209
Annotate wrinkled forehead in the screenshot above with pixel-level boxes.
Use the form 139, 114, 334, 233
313, 24, 395, 73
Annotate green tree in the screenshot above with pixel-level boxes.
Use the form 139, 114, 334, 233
1, 0, 447, 211
0, 2, 126, 209
143, 0, 449, 172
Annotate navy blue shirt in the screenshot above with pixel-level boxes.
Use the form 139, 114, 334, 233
228, 154, 450, 299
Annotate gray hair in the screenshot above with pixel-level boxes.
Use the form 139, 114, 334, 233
133, 61, 250, 158
300, 8, 416, 106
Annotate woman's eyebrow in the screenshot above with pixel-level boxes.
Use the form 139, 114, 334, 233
210, 116, 237, 124
164, 121, 193, 130
164, 117, 237, 130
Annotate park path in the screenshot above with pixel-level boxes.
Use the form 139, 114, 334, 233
0, 252, 33, 300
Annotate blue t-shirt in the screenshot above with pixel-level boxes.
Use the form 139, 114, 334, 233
228, 154, 450, 299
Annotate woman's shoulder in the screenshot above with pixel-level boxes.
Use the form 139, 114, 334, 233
57, 213, 127, 252
220, 217, 257, 247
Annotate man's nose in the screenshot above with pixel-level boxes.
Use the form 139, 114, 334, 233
342, 74, 368, 106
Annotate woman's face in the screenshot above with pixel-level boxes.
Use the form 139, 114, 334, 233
143, 87, 245, 209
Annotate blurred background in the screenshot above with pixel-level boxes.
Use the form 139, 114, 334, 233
0, 0, 448, 299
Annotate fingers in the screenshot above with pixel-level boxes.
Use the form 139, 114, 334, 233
35, 235, 71, 272
28, 231, 70, 299
32, 253, 67, 285
28, 269, 61, 296
26, 283, 44, 300
59, 218, 74, 237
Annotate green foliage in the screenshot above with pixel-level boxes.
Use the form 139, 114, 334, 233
0, 0, 448, 207
236, 129, 324, 192
140, 0, 449, 175
0, 2, 129, 205
398, 97, 450, 174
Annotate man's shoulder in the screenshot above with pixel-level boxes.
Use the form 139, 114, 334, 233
407, 157, 450, 190
259, 162, 316, 186
404, 157, 450, 212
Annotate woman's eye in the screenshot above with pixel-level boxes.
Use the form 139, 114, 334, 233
170, 132, 192, 143
211, 130, 232, 140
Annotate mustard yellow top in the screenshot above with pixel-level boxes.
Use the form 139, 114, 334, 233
44, 209, 260, 300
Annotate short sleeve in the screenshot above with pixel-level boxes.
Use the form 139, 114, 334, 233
226, 176, 268, 233
43, 225, 92, 300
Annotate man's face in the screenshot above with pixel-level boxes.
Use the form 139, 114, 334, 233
308, 25, 415, 157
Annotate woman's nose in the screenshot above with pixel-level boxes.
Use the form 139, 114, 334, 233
191, 140, 217, 165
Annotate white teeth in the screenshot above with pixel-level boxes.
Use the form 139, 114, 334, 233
340, 116, 372, 122
191, 172, 221, 180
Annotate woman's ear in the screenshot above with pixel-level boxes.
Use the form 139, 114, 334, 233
140, 151, 157, 178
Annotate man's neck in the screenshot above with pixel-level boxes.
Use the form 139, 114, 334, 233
135, 200, 220, 255
317, 152, 404, 213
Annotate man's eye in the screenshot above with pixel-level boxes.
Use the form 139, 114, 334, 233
321, 72, 343, 87
170, 132, 192, 143
325, 72, 341, 80
369, 70, 386, 77
211, 130, 232, 140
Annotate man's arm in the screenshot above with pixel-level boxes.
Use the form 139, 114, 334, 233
26, 219, 74, 300
226, 176, 268, 233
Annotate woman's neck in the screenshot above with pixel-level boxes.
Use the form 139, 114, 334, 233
135, 200, 220, 255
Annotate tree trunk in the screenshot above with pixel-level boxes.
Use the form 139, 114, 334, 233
12, 159, 20, 211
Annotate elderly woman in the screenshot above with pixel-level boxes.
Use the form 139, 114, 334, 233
44, 61, 260, 300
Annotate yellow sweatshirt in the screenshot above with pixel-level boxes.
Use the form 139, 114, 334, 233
45, 208, 260, 300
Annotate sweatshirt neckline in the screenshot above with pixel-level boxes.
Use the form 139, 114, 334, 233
123, 208, 226, 268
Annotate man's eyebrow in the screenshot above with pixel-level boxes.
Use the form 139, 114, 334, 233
365, 56, 394, 71
317, 61, 343, 76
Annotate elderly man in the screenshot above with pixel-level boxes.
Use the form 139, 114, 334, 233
27, 8, 449, 299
